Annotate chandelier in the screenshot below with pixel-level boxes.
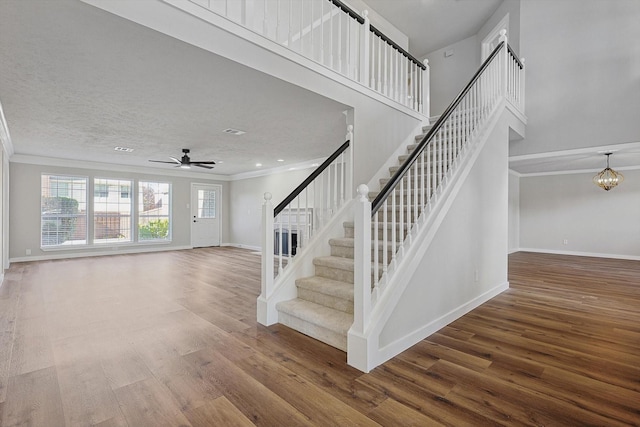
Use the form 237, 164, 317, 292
593, 152, 624, 191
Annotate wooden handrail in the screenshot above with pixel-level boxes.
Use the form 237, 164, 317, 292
371, 41, 506, 215
328, 0, 364, 24
327, 0, 425, 70
369, 25, 426, 70
274, 140, 350, 217
508, 45, 524, 69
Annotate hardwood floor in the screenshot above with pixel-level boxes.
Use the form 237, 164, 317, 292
0, 248, 639, 426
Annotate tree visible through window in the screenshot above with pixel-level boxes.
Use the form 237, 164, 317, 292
41, 175, 88, 247
138, 181, 171, 241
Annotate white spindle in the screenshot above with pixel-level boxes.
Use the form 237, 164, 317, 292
423, 59, 430, 117
337, 12, 342, 74
382, 41, 388, 95
261, 192, 274, 296
329, 3, 334, 69
287, 205, 292, 259
373, 205, 379, 293
391, 187, 396, 263
319, 0, 324, 65
359, 10, 370, 85
278, 215, 283, 274
333, 160, 338, 211
382, 197, 388, 275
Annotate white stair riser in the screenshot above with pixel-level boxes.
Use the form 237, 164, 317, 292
278, 311, 347, 351
297, 287, 353, 314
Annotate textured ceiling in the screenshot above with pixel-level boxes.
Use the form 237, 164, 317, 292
0, 0, 349, 175
364, 0, 503, 57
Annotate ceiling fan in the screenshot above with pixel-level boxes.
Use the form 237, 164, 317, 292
149, 148, 216, 169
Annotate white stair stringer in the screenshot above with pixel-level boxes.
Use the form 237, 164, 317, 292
348, 100, 519, 373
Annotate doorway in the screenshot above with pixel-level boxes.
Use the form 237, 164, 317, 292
191, 183, 221, 247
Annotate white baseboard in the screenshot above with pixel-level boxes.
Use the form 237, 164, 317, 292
221, 243, 261, 252
375, 281, 510, 367
516, 248, 640, 261
9, 245, 193, 263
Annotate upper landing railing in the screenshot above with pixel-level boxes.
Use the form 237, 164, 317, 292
188, 0, 430, 115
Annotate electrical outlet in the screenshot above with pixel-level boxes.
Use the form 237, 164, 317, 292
563, 239, 568, 245
25, 249, 31, 256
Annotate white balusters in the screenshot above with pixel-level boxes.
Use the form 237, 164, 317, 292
188, 1, 434, 114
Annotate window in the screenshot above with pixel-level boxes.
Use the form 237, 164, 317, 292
94, 178, 132, 243
197, 189, 216, 218
138, 181, 171, 241
41, 175, 88, 247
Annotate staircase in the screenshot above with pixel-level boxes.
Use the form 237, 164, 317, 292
275, 123, 437, 351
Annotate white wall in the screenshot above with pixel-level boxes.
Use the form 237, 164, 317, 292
423, 0, 522, 116
508, 170, 520, 253
519, 169, 640, 259
9, 161, 229, 261
379, 109, 513, 348
424, 35, 480, 116
511, 0, 640, 156
229, 167, 315, 249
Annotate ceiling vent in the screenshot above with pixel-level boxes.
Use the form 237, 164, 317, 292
222, 128, 246, 136
114, 146, 134, 152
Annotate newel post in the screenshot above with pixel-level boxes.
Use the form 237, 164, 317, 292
352, 184, 372, 334
499, 29, 508, 97
422, 59, 430, 119
258, 192, 274, 325
359, 10, 370, 86
346, 125, 354, 201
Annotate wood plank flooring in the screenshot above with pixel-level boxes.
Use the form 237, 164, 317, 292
0, 248, 639, 426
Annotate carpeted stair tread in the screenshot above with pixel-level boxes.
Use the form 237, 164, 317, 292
329, 237, 354, 248
296, 276, 353, 303
314, 256, 355, 271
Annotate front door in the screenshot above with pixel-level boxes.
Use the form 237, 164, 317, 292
191, 183, 221, 247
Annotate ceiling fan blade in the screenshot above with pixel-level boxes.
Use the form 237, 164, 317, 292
191, 161, 216, 165
169, 157, 182, 164
149, 160, 180, 164
194, 164, 214, 169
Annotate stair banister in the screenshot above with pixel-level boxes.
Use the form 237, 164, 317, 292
260, 125, 353, 324
350, 34, 525, 370
183, 0, 430, 115
371, 40, 507, 215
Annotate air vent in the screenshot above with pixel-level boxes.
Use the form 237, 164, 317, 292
114, 146, 134, 152
222, 128, 246, 136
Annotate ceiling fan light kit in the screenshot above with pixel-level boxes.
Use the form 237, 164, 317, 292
149, 149, 216, 170
593, 152, 623, 191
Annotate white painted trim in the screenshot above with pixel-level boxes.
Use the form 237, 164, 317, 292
190, 182, 223, 248
510, 141, 640, 163
11, 154, 230, 181
517, 164, 640, 178
517, 248, 640, 261
0, 101, 14, 158
376, 281, 509, 367
10, 244, 193, 263
10, 153, 328, 182
508, 168, 522, 177
221, 243, 261, 252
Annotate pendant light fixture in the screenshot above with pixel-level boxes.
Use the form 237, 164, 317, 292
593, 152, 623, 191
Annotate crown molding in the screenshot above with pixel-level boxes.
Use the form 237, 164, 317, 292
0, 101, 14, 158
9, 153, 327, 182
